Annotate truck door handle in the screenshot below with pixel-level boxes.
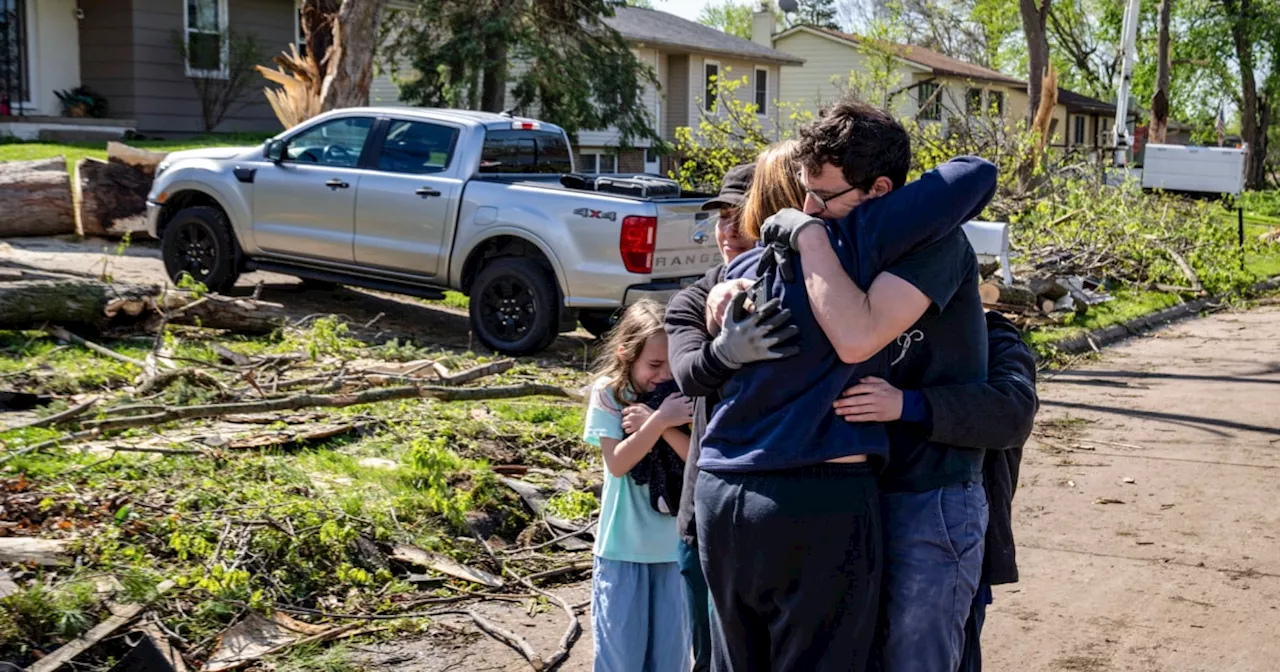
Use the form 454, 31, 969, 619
325, 178, 349, 190
415, 187, 441, 198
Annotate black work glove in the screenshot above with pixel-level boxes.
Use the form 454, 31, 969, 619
709, 290, 801, 369
756, 208, 824, 283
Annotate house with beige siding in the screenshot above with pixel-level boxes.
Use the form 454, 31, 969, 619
370, 6, 803, 175
755, 20, 1143, 158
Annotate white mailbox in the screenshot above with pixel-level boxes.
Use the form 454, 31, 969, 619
1141, 144, 1247, 196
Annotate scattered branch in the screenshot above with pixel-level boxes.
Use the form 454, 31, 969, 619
2, 397, 99, 431
44, 325, 145, 369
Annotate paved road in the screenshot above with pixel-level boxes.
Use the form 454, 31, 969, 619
985, 305, 1280, 672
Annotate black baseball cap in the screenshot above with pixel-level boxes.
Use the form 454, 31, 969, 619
700, 163, 756, 211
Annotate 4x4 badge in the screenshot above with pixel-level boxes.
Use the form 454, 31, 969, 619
573, 208, 617, 221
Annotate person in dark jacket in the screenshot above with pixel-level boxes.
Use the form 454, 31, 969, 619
665, 162, 800, 671
832, 310, 1037, 672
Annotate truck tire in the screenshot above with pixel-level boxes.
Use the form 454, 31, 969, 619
161, 206, 240, 293
578, 309, 620, 339
469, 258, 559, 355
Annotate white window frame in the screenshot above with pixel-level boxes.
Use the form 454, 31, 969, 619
754, 66, 769, 116
184, 0, 230, 79
1, 0, 36, 110
989, 90, 1005, 117
703, 59, 720, 113
294, 0, 305, 54
581, 152, 617, 175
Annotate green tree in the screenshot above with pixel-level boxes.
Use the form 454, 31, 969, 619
384, 0, 661, 147
794, 0, 840, 28
698, 0, 755, 39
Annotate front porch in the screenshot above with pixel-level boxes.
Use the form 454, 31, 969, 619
0, 113, 135, 140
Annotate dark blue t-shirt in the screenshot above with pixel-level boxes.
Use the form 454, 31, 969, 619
697, 156, 997, 473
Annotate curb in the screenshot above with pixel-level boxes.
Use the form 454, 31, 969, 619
1049, 275, 1280, 356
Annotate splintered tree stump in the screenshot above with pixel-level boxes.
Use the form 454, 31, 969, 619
0, 158, 77, 237
74, 157, 154, 238
107, 141, 167, 178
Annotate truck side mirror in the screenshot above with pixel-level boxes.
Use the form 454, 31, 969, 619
264, 139, 285, 163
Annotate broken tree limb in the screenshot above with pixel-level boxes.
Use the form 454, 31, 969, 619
0, 428, 102, 465
1159, 244, 1202, 291
27, 580, 177, 672
136, 367, 231, 396
45, 324, 147, 369
0, 537, 70, 565
388, 543, 504, 588
0, 158, 76, 237
437, 359, 514, 386
467, 609, 545, 670
78, 384, 579, 434
3, 396, 99, 431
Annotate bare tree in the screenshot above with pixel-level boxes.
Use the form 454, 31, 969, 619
319, 0, 389, 111
174, 30, 266, 132
1020, 0, 1051, 129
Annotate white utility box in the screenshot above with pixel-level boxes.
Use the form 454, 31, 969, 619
1141, 144, 1247, 196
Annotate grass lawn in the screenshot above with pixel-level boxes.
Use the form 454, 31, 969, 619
0, 320, 595, 669
0, 134, 271, 166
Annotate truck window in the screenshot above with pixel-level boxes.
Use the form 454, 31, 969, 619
284, 117, 373, 168
377, 120, 460, 174
479, 130, 573, 174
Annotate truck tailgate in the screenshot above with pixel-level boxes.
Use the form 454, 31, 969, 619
650, 200, 721, 279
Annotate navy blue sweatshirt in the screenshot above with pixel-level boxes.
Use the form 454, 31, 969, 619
698, 157, 998, 473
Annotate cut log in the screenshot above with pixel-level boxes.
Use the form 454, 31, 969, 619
0, 158, 76, 237
107, 142, 168, 178
0, 537, 70, 565
979, 282, 1037, 308
1027, 275, 1069, 301
73, 157, 154, 239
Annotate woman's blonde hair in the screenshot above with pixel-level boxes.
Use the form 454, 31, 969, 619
741, 139, 806, 241
592, 300, 666, 404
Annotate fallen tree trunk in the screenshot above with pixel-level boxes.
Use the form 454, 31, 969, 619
107, 141, 167, 177
0, 158, 77, 237
0, 278, 289, 334
0, 279, 159, 330
73, 157, 153, 238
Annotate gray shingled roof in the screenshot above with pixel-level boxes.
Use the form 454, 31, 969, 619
603, 7, 804, 66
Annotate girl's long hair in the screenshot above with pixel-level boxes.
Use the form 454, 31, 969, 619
741, 139, 807, 241
592, 299, 666, 404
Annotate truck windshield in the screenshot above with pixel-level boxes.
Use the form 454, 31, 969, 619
479, 130, 573, 174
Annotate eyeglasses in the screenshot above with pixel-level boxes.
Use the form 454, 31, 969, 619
796, 170, 859, 212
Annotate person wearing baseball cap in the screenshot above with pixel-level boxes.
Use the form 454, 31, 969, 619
700, 164, 756, 264
668, 161, 797, 671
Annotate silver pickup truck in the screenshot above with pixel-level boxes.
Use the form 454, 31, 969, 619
145, 108, 719, 354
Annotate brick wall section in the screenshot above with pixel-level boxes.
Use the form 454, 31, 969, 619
617, 150, 645, 174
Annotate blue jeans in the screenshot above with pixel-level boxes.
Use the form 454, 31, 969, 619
591, 556, 691, 672
879, 482, 988, 672
678, 539, 713, 672
959, 583, 994, 672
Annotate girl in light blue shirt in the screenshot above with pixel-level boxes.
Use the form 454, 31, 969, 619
585, 300, 693, 672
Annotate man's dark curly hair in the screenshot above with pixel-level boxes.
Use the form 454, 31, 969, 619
796, 94, 911, 191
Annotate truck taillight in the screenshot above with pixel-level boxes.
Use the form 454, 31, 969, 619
620, 216, 657, 274
511, 121, 541, 130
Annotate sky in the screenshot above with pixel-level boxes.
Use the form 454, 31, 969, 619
652, 0, 714, 23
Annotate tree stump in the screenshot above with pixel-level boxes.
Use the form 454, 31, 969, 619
73, 157, 154, 238
0, 158, 77, 237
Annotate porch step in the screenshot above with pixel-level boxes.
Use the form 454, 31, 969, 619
38, 128, 128, 142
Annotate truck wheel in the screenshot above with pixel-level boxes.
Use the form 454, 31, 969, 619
161, 206, 240, 293
469, 258, 559, 355
578, 309, 619, 339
